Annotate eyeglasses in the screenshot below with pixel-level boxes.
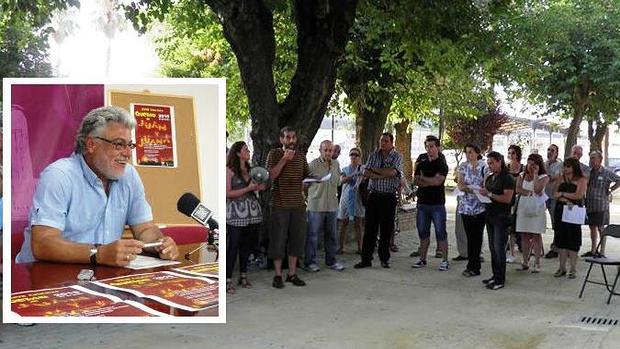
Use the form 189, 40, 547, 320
95, 137, 137, 151
349, 153, 360, 157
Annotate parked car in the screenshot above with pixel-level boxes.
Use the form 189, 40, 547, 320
608, 158, 620, 175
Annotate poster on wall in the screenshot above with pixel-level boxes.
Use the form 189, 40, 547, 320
130, 103, 178, 167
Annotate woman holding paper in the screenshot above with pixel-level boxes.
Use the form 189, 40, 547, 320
226, 141, 267, 294
553, 158, 587, 279
515, 154, 549, 273
456, 144, 487, 277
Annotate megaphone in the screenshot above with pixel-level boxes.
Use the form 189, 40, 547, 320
249, 166, 270, 183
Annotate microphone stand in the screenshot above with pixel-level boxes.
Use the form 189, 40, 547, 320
184, 226, 219, 263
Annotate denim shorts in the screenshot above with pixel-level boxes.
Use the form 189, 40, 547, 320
416, 204, 447, 241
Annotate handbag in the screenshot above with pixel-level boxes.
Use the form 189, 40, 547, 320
561, 204, 586, 225
520, 193, 548, 217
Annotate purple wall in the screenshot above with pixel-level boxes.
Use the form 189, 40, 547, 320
11, 84, 104, 234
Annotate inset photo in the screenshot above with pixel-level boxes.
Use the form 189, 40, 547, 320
2, 78, 225, 323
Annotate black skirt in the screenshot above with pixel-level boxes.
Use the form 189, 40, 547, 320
553, 202, 582, 252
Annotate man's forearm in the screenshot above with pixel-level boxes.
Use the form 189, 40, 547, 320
269, 158, 287, 180
32, 235, 93, 264
372, 168, 397, 177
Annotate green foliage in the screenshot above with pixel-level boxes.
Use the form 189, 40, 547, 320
0, 0, 79, 100
340, 1, 502, 129
496, 0, 620, 116
138, 0, 297, 138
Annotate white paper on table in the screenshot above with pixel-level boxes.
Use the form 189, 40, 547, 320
125, 255, 181, 270
303, 172, 332, 184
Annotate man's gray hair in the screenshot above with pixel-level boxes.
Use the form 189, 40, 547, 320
589, 150, 603, 159
75, 106, 136, 154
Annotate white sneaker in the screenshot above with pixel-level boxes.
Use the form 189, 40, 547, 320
306, 264, 320, 272
439, 260, 450, 271
506, 255, 516, 263
328, 262, 345, 272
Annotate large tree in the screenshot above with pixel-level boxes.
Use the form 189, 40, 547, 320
495, 0, 620, 157
127, 0, 358, 164
0, 0, 79, 100
338, 1, 505, 162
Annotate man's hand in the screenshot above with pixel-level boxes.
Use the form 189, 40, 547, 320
282, 149, 295, 161
97, 239, 144, 267
154, 236, 179, 260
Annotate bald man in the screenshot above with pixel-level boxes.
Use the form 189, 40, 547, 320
305, 140, 345, 272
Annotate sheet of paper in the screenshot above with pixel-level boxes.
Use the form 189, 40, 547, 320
173, 262, 219, 279
11, 285, 168, 317
474, 191, 492, 203
303, 172, 332, 183
126, 255, 181, 270
92, 271, 218, 312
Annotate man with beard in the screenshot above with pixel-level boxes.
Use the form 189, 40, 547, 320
15, 106, 179, 266
266, 126, 311, 288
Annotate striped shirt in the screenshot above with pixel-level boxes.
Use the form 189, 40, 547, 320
365, 148, 403, 193
586, 167, 620, 213
266, 148, 310, 209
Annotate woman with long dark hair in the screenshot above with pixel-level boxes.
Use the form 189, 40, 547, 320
226, 141, 267, 294
480, 151, 515, 290
456, 144, 487, 277
553, 158, 587, 279
515, 153, 549, 273
506, 144, 523, 263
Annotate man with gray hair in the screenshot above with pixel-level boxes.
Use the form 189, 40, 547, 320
305, 140, 345, 272
16, 106, 179, 266
582, 150, 620, 257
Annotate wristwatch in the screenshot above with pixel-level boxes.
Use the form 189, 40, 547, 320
89, 244, 100, 266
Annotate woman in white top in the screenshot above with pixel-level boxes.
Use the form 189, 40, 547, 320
515, 153, 549, 272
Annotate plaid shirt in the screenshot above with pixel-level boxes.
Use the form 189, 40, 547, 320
586, 167, 620, 213
365, 148, 403, 193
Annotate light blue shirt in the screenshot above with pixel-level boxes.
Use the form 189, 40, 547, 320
16, 153, 153, 263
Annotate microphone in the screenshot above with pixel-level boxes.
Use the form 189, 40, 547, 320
177, 192, 219, 262
176, 192, 218, 229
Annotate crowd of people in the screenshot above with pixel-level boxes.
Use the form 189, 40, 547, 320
225, 126, 620, 293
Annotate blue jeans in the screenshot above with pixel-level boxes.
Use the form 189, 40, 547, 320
486, 214, 509, 284
305, 211, 338, 266
416, 204, 447, 241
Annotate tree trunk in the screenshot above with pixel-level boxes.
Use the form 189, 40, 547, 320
395, 119, 412, 183
207, 0, 358, 166
354, 96, 393, 163
564, 78, 591, 158
604, 127, 610, 167
587, 118, 607, 153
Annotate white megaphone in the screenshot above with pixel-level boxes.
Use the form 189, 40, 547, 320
249, 166, 270, 183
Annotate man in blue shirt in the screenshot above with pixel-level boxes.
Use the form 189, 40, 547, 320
16, 106, 178, 266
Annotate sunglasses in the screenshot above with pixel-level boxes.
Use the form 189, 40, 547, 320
349, 153, 360, 157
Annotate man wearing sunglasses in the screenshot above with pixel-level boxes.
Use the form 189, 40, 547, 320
16, 106, 179, 266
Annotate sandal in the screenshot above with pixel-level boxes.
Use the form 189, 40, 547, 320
516, 264, 529, 271
226, 279, 236, 294
238, 276, 253, 288
553, 269, 567, 277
